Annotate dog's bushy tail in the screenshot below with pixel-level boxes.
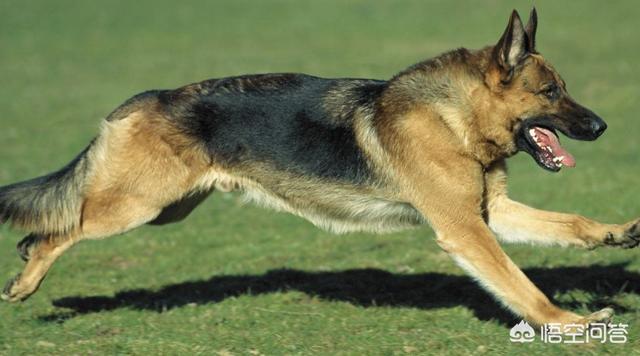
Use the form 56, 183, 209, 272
0, 143, 93, 235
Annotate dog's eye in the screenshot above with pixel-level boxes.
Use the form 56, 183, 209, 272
541, 85, 559, 100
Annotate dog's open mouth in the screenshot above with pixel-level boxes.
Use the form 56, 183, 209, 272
524, 126, 575, 172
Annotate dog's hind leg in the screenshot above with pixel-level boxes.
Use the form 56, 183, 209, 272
2, 108, 214, 302
3, 234, 77, 302
1, 176, 210, 302
1, 189, 167, 302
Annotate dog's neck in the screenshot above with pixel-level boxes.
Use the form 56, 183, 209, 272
383, 47, 515, 167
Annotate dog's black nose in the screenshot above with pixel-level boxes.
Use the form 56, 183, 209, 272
590, 118, 607, 138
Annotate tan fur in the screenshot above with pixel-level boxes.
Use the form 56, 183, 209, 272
485, 161, 631, 248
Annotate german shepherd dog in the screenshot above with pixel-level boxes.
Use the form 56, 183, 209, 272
1, 9, 638, 327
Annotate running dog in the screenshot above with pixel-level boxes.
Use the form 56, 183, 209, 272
1, 9, 638, 327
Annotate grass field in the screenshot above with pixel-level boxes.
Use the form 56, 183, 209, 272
1, 0, 639, 354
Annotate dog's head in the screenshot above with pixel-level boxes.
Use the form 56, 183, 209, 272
484, 9, 606, 172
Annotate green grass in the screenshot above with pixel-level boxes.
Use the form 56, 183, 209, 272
1, 0, 639, 354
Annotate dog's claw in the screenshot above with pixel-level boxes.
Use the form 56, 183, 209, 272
1, 274, 33, 303
603, 220, 640, 249
622, 220, 640, 248
586, 307, 614, 325
1, 274, 21, 302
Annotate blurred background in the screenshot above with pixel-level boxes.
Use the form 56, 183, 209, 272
0, 1, 638, 354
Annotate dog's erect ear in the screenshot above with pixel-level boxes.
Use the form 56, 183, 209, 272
494, 10, 528, 76
524, 7, 538, 52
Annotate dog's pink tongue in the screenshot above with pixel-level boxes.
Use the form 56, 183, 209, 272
536, 127, 576, 167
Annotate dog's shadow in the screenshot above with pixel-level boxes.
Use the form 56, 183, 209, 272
41, 263, 639, 325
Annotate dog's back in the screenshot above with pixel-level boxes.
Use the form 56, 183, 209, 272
162, 74, 384, 183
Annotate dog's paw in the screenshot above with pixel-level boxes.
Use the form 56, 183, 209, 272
1, 274, 32, 303
553, 307, 615, 335
625, 220, 640, 244
583, 307, 614, 325
603, 220, 640, 249
1, 274, 22, 302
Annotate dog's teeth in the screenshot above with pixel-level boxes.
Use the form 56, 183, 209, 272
552, 156, 564, 167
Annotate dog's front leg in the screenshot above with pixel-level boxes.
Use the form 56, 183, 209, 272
414, 178, 613, 327
393, 153, 611, 326
379, 107, 614, 326
434, 215, 611, 326
485, 160, 640, 248
488, 197, 640, 249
